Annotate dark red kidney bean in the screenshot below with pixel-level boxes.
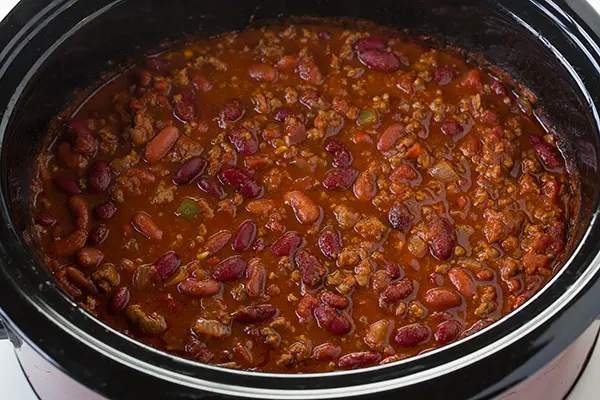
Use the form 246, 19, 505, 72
388, 202, 411, 233
155, 251, 181, 280
435, 320, 462, 345
385, 262, 403, 280
440, 120, 464, 136
273, 106, 296, 123
173, 156, 207, 185
318, 30, 332, 40
248, 63, 278, 82
218, 166, 262, 198
459, 318, 495, 339
204, 230, 232, 254
35, 212, 57, 227
491, 80, 509, 97
234, 305, 278, 323
318, 226, 343, 260
75, 248, 104, 269
424, 288, 462, 310
337, 352, 381, 369
314, 305, 352, 335
284, 120, 307, 145
54, 177, 81, 194
530, 136, 563, 169
322, 166, 359, 191
68, 195, 90, 230
145, 57, 171, 72
55, 229, 88, 257
110, 286, 130, 312
67, 118, 92, 138
312, 343, 342, 361
297, 56, 324, 85
131, 212, 163, 240
246, 258, 266, 297
380, 279, 413, 303
394, 323, 431, 347
271, 231, 303, 256
93, 201, 117, 220
319, 290, 349, 309
324, 139, 353, 168
353, 37, 387, 53
212, 255, 247, 282
178, 279, 221, 297
174, 88, 197, 122
252, 237, 266, 252
87, 160, 111, 193
184, 338, 214, 363
433, 67, 458, 85
295, 249, 325, 288
358, 49, 401, 73
88, 224, 109, 245
228, 126, 259, 155
427, 217, 456, 260
296, 293, 318, 323
232, 220, 257, 252
221, 98, 244, 122
197, 176, 226, 199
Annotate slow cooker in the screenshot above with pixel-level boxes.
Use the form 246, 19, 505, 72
1, 0, 600, 398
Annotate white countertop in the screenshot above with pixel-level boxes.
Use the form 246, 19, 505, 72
1, 0, 600, 398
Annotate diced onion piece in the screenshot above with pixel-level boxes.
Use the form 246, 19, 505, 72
429, 160, 459, 182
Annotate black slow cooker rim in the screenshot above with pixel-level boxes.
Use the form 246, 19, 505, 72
1, 0, 600, 399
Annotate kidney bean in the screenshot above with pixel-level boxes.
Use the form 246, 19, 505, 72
433, 66, 458, 85
197, 176, 226, 199
429, 273, 444, 286
353, 37, 387, 53
380, 279, 413, 304
184, 337, 214, 363
221, 98, 244, 122
297, 56, 324, 85
324, 139, 353, 168
394, 323, 431, 347
73, 133, 97, 156
178, 278, 221, 297
75, 248, 104, 269
296, 293, 318, 323
358, 49, 401, 73
204, 230, 232, 255
322, 166, 359, 191
311, 343, 342, 362
155, 251, 181, 280
228, 126, 259, 155
271, 231, 303, 256
318, 226, 343, 260
131, 212, 163, 240
173, 156, 207, 185
234, 305, 278, 323
276, 55, 299, 73
295, 249, 325, 288
284, 120, 307, 145
353, 169, 377, 202
434, 320, 462, 345
55, 229, 88, 257
424, 288, 462, 310
491, 80, 510, 97
65, 266, 97, 294
87, 160, 111, 193
35, 211, 57, 227
232, 220, 257, 252
88, 224, 109, 245
67, 118, 92, 138
385, 262, 403, 280
440, 120, 464, 136
246, 258, 266, 297
530, 135, 563, 169
67, 196, 89, 231
248, 63, 278, 82
337, 352, 381, 369
54, 177, 82, 194
110, 286, 130, 312
57, 142, 88, 169
218, 166, 262, 198
388, 201, 412, 233
459, 318, 495, 339
212, 255, 247, 282
427, 217, 456, 260
93, 201, 117, 221
377, 123, 405, 152
252, 237, 266, 253
314, 305, 352, 335
319, 290, 350, 309
448, 267, 476, 298
284, 191, 320, 224
174, 88, 197, 122
273, 107, 296, 123
144, 126, 180, 164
